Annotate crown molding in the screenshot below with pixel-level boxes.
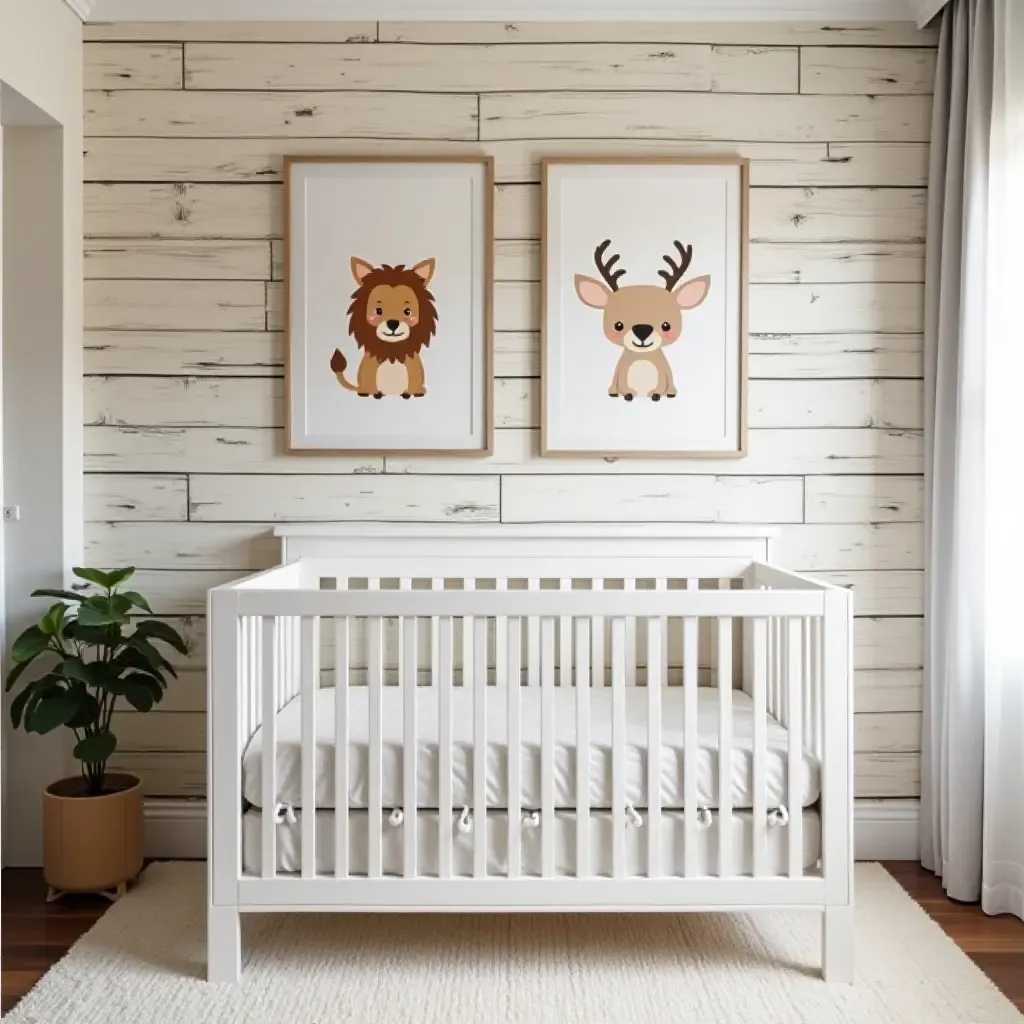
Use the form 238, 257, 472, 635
63, 0, 97, 19
88, 0, 919, 23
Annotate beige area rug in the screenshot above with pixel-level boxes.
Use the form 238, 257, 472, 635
6, 863, 1021, 1024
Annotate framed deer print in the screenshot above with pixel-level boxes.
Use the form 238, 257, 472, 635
285, 156, 493, 454
541, 158, 748, 457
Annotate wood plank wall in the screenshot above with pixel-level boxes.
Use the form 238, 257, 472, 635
83, 19, 935, 803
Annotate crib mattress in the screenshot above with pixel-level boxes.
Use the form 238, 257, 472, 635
242, 686, 820, 812
242, 807, 822, 878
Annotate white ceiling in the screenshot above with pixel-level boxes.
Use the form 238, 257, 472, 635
72, 0, 940, 26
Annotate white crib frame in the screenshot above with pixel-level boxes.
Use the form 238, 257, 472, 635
207, 525, 853, 983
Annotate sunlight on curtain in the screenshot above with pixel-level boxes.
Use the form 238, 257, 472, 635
982, 0, 1024, 921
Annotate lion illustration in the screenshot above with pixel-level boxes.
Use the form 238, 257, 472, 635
330, 256, 438, 399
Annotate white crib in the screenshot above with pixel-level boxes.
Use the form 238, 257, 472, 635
207, 525, 853, 983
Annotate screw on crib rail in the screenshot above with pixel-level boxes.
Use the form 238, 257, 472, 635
625, 804, 644, 828
767, 805, 790, 828
273, 803, 297, 825
388, 808, 404, 827
522, 810, 541, 829
695, 806, 713, 830
456, 806, 473, 834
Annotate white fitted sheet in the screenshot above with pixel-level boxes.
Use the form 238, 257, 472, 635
241, 807, 821, 878
242, 686, 820, 812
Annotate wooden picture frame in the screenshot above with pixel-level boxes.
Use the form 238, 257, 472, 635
541, 157, 749, 459
285, 155, 494, 455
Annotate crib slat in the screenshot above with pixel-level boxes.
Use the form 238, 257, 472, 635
495, 579, 508, 690
528, 578, 540, 689
609, 618, 625, 877
647, 615, 662, 879
682, 598, 699, 878
559, 578, 571, 687
752, 616, 769, 877
787, 617, 804, 878
431, 578, 442, 689
239, 616, 249, 753
260, 617, 277, 879
717, 605, 734, 878
403, 613, 418, 879
473, 616, 488, 879
438, 615, 454, 879
576, 618, 591, 879
541, 616, 556, 878
623, 578, 636, 686
508, 617, 522, 879
334, 615, 349, 879
300, 616, 319, 879
593, 581, 606, 688
368, 614, 383, 879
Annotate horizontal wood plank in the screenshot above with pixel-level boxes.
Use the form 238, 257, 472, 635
856, 670, 923, 714
800, 47, 936, 96
479, 92, 932, 143
379, 22, 937, 47
85, 240, 272, 280
84, 137, 928, 187
189, 474, 500, 523
749, 379, 923, 430
84, 474, 188, 522
854, 616, 924, 670
854, 752, 920, 798
749, 333, 923, 379
85, 280, 266, 331
85, 183, 280, 239
87, 522, 279, 571
809, 569, 923, 617
184, 42, 798, 93
774, 524, 923, 571
85, 22, 376, 42
86, 89, 478, 140
123, 570, 240, 615
749, 188, 925, 243
805, 475, 924, 523
854, 711, 921, 753
84, 42, 184, 90
501, 475, 804, 524
85, 425, 384, 474
85, 331, 280, 376
750, 283, 924, 334
749, 243, 924, 285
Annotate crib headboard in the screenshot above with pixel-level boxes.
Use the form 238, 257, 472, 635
274, 524, 778, 584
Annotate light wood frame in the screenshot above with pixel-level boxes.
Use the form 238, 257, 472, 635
540, 156, 749, 459
284, 155, 495, 456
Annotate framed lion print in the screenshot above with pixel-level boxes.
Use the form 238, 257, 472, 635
541, 158, 748, 458
285, 156, 493, 454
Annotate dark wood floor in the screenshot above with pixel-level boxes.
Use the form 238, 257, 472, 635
3, 863, 1022, 1014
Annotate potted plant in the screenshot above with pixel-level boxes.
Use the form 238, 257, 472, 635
5, 567, 188, 900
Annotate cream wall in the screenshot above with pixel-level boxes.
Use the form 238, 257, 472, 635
0, 0, 83, 866
82, 20, 933, 810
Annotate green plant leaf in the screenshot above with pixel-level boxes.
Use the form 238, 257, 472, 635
66, 693, 102, 730
73, 731, 116, 765
5, 658, 33, 693
105, 567, 136, 589
65, 620, 121, 646
131, 618, 189, 655
127, 636, 175, 677
31, 588, 86, 603
120, 590, 152, 614
122, 678, 155, 713
11, 625, 50, 664
76, 598, 129, 627
10, 685, 34, 728
26, 689, 80, 734
58, 656, 95, 686
39, 603, 68, 637
72, 567, 116, 588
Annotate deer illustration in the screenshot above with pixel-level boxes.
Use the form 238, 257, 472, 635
574, 240, 711, 401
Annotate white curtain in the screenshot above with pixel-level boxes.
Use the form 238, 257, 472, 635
922, 0, 1024, 920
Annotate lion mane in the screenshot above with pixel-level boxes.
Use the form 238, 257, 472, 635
346, 264, 438, 364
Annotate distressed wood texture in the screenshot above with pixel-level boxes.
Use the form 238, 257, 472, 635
82, 20, 933, 801
183, 42, 799, 93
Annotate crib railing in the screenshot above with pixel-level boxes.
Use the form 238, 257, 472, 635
210, 568, 851, 903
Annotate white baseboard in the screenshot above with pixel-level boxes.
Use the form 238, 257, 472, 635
144, 798, 921, 862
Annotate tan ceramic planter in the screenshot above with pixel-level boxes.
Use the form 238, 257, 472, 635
43, 773, 143, 900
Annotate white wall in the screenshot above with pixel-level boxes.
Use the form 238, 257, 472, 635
82, 20, 933, 809
0, 0, 83, 866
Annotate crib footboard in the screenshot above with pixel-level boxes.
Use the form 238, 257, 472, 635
207, 548, 852, 983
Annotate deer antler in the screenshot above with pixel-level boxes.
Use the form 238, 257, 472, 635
658, 241, 693, 291
593, 239, 626, 292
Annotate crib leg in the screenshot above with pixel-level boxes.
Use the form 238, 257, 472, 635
208, 904, 241, 983
821, 904, 854, 983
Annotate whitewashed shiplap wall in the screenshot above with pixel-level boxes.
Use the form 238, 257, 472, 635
82, 19, 934, 803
